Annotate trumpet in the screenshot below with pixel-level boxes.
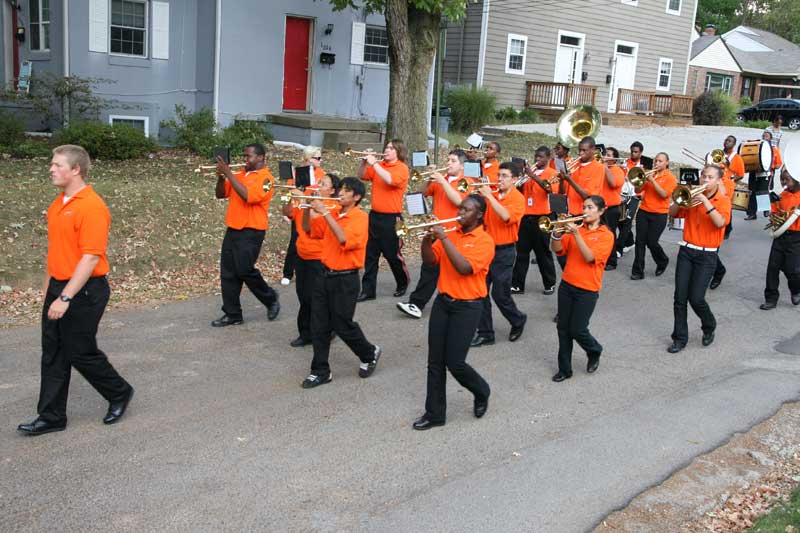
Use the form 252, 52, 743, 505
456, 178, 501, 193
411, 166, 449, 182
280, 192, 341, 205
453, 144, 486, 156
194, 162, 246, 175
343, 146, 384, 160
395, 217, 461, 239
537, 215, 586, 233
515, 173, 560, 189
263, 182, 300, 193
671, 184, 707, 207
627, 167, 659, 188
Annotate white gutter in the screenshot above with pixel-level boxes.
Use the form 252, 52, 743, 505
213, 0, 222, 125
682, 0, 699, 94
475, 0, 490, 87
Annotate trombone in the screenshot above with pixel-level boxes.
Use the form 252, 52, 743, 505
671, 184, 707, 207
537, 215, 586, 233
395, 217, 461, 239
682, 148, 726, 166
457, 178, 500, 193
411, 166, 449, 182
627, 167, 659, 188
343, 146, 384, 160
515, 173, 560, 189
194, 162, 246, 175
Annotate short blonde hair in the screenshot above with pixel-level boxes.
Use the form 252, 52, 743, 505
303, 145, 321, 160
53, 145, 91, 179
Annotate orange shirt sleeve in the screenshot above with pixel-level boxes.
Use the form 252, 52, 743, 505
461, 231, 495, 274
340, 210, 368, 252
729, 154, 745, 178
506, 190, 525, 225
78, 208, 110, 255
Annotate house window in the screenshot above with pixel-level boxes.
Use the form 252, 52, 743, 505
364, 26, 388, 64
617, 44, 635, 55
705, 73, 733, 95
29, 0, 51, 51
109, 115, 149, 136
560, 35, 580, 46
666, 0, 681, 15
506, 33, 527, 75
110, 0, 148, 57
657, 58, 672, 91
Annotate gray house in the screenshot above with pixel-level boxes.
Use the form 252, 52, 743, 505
0, 0, 391, 140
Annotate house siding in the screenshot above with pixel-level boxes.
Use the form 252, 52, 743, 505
441, 0, 483, 87
481, 0, 697, 111
691, 39, 740, 72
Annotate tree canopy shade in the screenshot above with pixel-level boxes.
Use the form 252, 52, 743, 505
328, 0, 468, 150
696, 0, 800, 44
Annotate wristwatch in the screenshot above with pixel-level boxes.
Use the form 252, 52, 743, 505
59, 294, 72, 303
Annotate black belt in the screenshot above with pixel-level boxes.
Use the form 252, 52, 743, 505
324, 268, 359, 277
495, 243, 515, 250
440, 293, 484, 304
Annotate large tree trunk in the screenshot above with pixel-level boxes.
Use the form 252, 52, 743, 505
385, 0, 440, 150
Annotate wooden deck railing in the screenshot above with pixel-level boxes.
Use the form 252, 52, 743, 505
525, 81, 597, 109
616, 89, 693, 117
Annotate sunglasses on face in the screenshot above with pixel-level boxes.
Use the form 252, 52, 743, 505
311, 156, 322, 161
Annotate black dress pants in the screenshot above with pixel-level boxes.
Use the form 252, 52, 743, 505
360, 211, 410, 297
764, 231, 800, 304
605, 205, 621, 267
556, 281, 602, 374
310, 271, 375, 377
478, 245, 527, 337
632, 210, 669, 277
295, 258, 323, 342
512, 214, 556, 291
220, 227, 278, 320
671, 246, 717, 345
408, 262, 440, 310
38, 277, 131, 424
425, 294, 491, 423
282, 221, 299, 279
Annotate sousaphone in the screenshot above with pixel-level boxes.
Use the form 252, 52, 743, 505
555, 105, 602, 148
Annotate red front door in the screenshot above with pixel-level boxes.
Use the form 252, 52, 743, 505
283, 17, 311, 111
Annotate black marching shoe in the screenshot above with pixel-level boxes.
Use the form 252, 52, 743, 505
630, 273, 644, 281
759, 301, 777, 310
211, 315, 243, 327
655, 261, 669, 277
103, 387, 134, 425
470, 333, 495, 348
509, 315, 527, 342
792, 293, 800, 306
302, 373, 332, 389
667, 342, 686, 354
702, 331, 715, 347
267, 299, 281, 321
356, 291, 376, 302
17, 418, 66, 436
412, 416, 445, 430
709, 272, 725, 290
474, 396, 489, 418
552, 371, 572, 382
744, 214, 757, 221
587, 354, 600, 374
605, 264, 617, 271
290, 336, 312, 347
393, 286, 408, 298
359, 345, 381, 378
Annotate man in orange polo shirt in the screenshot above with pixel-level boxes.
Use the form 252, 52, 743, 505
300, 178, 381, 388
601, 147, 625, 271
561, 136, 605, 216
512, 146, 558, 295
211, 143, 280, 327
471, 162, 527, 347
357, 139, 411, 301
667, 165, 731, 353
18, 145, 134, 436
480, 142, 501, 181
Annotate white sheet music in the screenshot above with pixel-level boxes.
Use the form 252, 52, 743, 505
756, 193, 770, 212
405, 192, 428, 216
411, 151, 429, 168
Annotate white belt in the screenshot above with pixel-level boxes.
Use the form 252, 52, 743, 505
679, 241, 718, 252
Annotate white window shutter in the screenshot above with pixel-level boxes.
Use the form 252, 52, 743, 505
351, 22, 365, 65
152, 1, 170, 59
89, 0, 108, 53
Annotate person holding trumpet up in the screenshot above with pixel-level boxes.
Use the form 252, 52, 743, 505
600, 147, 626, 271
549, 196, 615, 382
561, 136, 605, 216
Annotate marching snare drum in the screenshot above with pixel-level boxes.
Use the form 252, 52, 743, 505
738, 140, 773, 173
732, 188, 751, 211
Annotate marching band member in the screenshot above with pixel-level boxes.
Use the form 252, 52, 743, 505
667, 165, 731, 353
630, 152, 676, 280
300, 178, 381, 388
626, 142, 645, 171
617, 141, 646, 256
412, 195, 494, 430
284, 174, 340, 347
550, 195, 614, 382
561, 136, 605, 216
397, 150, 471, 319
471, 162, 527, 347
601, 147, 625, 271
549, 142, 570, 173
18, 145, 134, 435
710, 135, 744, 289
211, 143, 280, 327
760, 162, 800, 310
481, 142, 501, 181
357, 139, 411, 302
512, 146, 558, 295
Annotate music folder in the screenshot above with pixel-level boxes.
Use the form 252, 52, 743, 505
405, 192, 428, 216
278, 161, 294, 181
411, 151, 430, 168
679, 167, 699, 185
213, 146, 230, 164
640, 156, 654, 170
463, 162, 482, 178
294, 165, 312, 188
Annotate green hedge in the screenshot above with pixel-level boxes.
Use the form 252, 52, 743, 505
160, 104, 273, 156
53, 121, 157, 159
446, 85, 496, 132
693, 91, 738, 126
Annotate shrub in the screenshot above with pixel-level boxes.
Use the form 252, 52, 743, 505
446, 85, 496, 132
740, 120, 771, 129
693, 91, 738, 125
718, 93, 738, 125
0, 111, 26, 146
494, 106, 518, 122
518, 108, 540, 124
53, 121, 156, 159
10, 139, 52, 159
739, 96, 753, 108
160, 104, 216, 155
218, 120, 273, 155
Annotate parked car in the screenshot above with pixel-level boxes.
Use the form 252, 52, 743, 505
737, 98, 800, 129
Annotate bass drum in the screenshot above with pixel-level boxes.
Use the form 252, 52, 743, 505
732, 188, 751, 211
738, 140, 773, 173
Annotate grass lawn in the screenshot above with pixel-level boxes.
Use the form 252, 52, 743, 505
750, 484, 800, 532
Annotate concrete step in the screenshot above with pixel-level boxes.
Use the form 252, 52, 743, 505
322, 130, 383, 150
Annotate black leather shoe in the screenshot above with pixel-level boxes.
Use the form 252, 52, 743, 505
792, 293, 800, 306
744, 214, 757, 221
702, 331, 715, 347
474, 397, 489, 418
290, 336, 312, 347
211, 315, 243, 327
604, 264, 616, 271
655, 261, 669, 277
587, 354, 600, 374
710, 272, 725, 290
356, 292, 375, 302
630, 273, 644, 281
412, 416, 445, 430
508, 315, 527, 342
470, 333, 495, 348
103, 387, 134, 425
760, 301, 777, 310
553, 313, 559, 323
393, 286, 407, 298
17, 418, 66, 436
267, 300, 280, 321
552, 371, 572, 382
667, 342, 685, 354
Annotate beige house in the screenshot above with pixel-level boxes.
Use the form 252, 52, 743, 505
442, 0, 697, 116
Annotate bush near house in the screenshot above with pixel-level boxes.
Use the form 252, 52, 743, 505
0, 111, 51, 159
53, 121, 157, 160
446, 85, 496, 132
693, 91, 738, 126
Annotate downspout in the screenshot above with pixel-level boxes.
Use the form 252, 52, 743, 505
213, 0, 221, 125
475, 0, 490, 87
63, 0, 69, 126
456, 15, 465, 84
682, 0, 699, 95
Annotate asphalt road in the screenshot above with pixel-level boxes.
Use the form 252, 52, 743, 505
1, 213, 799, 531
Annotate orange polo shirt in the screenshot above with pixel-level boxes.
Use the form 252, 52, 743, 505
626, 158, 643, 170
432, 225, 495, 300
46, 185, 110, 280
522, 166, 557, 215
721, 174, 735, 198
602, 166, 625, 207
772, 147, 782, 170
566, 160, 604, 215
223, 167, 274, 230
362, 159, 409, 213
723, 152, 745, 181
484, 187, 525, 246
293, 205, 337, 261
674, 188, 732, 248
772, 189, 800, 233
639, 170, 677, 214
311, 205, 369, 270
555, 224, 614, 292
425, 174, 470, 228
482, 159, 499, 181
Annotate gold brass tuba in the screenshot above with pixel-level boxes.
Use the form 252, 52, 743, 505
555, 105, 602, 148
